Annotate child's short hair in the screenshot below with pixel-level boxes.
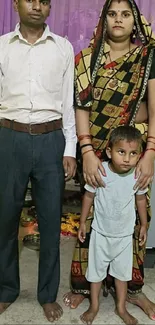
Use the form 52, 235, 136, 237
108, 125, 142, 148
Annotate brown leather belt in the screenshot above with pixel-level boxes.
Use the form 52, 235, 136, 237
0, 118, 62, 135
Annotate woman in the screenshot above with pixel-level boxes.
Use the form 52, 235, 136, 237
64, 0, 155, 320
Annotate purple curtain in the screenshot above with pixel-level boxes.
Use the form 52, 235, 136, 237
0, 0, 155, 54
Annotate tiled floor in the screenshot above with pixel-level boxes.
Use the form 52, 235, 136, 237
0, 230, 155, 325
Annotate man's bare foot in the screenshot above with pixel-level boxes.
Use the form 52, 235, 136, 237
42, 302, 63, 322
0, 302, 11, 314
63, 292, 85, 308
80, 306, 99, 325
115, 307, 138, 325
127, 292, 155, 320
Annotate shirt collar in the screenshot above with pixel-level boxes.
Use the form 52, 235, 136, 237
10, 23, 56, 44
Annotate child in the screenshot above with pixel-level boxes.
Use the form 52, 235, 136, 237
78, 125, 148, 325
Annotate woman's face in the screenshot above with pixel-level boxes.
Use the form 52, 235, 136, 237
106, 0, 134, 42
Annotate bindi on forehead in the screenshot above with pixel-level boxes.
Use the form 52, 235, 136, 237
109, 0, 132, 11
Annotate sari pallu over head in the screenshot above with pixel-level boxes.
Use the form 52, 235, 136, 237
75, 0, 155, 151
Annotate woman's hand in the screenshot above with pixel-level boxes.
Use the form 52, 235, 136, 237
83, 151, 106, 188
134, 152, 154, 190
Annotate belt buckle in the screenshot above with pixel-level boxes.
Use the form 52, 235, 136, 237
29, 124, 37, 135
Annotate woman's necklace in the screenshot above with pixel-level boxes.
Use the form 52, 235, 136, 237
107, 44, 131, 88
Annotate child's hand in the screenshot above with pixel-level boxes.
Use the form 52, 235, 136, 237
139, 225, 147, 246
78, 223, 86, 243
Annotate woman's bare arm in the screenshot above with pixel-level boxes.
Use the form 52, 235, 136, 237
76, 108, 106, 187
135, 79, 155, 189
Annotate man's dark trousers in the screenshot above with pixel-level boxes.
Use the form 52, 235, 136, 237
0, 127, 65, 304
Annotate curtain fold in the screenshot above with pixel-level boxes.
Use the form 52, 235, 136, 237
0, 0, 155, 53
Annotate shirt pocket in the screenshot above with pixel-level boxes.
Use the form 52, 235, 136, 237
37, 50, 64, 94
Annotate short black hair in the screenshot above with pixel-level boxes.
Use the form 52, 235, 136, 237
108, 125, 142, 148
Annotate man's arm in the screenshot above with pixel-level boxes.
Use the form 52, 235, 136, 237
62, 40, 77, 158
62, 40, 77, 180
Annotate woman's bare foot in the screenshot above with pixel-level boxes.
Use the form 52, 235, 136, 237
115, 306, 138, 325
63, 292, 85, 308
80, 306, 99, 325
42, 302, 63, 322
127, 292, 155, 320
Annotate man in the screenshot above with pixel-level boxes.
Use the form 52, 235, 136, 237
0, 0, 76, 322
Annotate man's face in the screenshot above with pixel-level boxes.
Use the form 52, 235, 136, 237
14, 0, 51, 26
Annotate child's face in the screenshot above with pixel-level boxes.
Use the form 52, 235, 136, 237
106, 139, 141, 173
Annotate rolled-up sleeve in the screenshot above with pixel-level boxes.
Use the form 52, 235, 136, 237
62, 41, 77, 157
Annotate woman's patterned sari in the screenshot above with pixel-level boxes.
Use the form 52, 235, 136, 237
71, 0, 155, 295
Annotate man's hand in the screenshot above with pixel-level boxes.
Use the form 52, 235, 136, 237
63, 156, 77, 181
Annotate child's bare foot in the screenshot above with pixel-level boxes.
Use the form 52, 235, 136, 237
80, 306, 99, 325
115, 306, 138, 325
